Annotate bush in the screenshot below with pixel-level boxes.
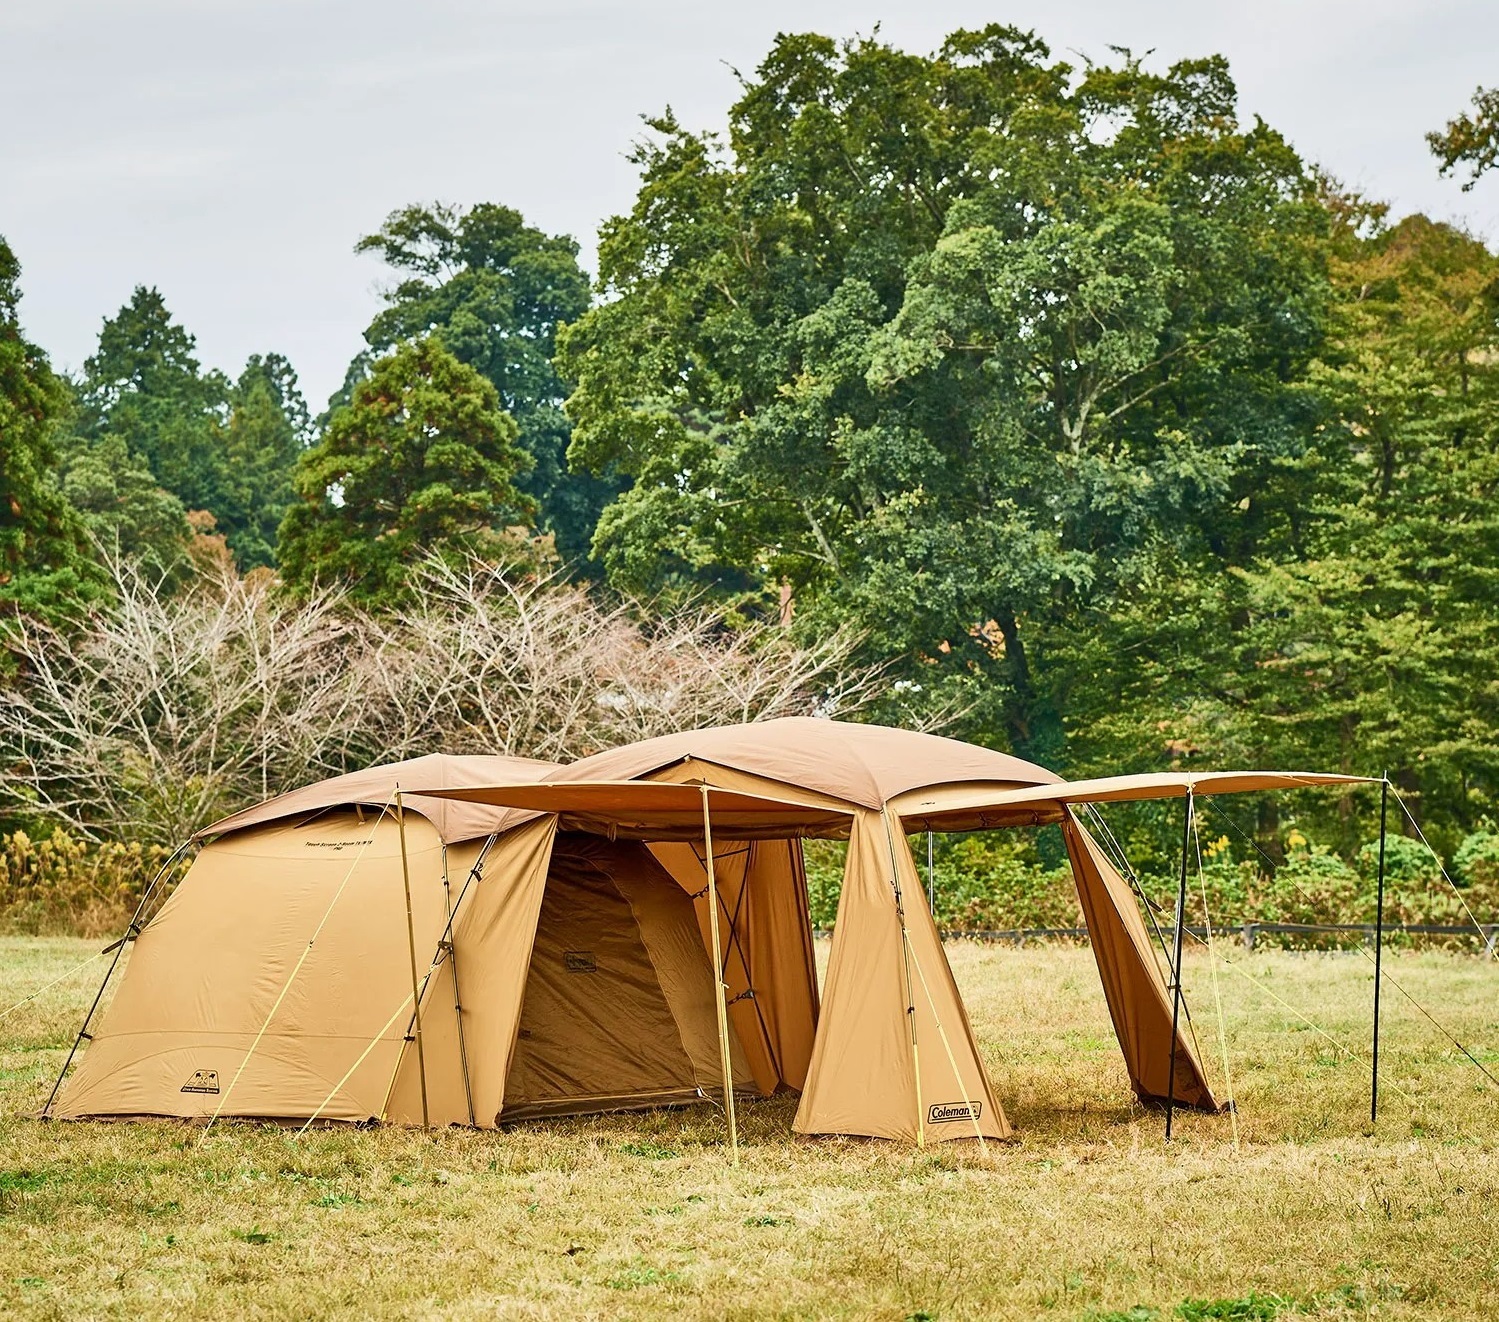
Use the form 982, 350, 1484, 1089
805, 833, 1081, 933
0, 829, 182, 937
1454, 829, 1499, 888
1356, 834, 1441, 890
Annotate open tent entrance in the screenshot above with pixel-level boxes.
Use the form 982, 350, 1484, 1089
501, 834, 755, 1120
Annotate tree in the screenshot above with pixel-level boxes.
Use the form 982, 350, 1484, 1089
1429, 85, 1499, 191
558, 30, 1329, 761
0, 550, 877, 843
278, 337, 534, 602
1064, 203, 1499, 850
0, 236, 101, 621
59, 433, 190, 572
75, 286, 231, 518
349, 202, 613, 563
72, 291, 306, 569
218, 354, 309, 568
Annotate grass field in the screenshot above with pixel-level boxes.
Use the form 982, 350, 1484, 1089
1, 936, 1496, 1320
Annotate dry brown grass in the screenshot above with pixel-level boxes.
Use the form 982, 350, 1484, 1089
2, 937, 1497, 1320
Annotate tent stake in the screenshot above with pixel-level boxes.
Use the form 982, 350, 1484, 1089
700, 785, 739, 1165
395, 789, 429, 1129
1166, 788, 1193, 1141
42, 837, 193, 1118
1371, 774, 1389, 1124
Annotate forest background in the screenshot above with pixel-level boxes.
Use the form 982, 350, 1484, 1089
4, 26, 1499, 936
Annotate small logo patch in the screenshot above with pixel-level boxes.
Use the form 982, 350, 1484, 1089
181, 1070, 220, 1094
928, 1100, 981, 1124
563, 951, 596, 973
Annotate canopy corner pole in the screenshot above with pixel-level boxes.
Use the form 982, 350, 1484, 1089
926, 829, 935, 914
396, 788, 430, 1129
700, 785, 739, 1166
1166, 787, 1194, 1142
42, 835, 194, 1119
1371, 773, 1389, 1125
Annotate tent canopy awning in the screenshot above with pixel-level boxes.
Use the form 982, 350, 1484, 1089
421, 780, 855, 841
891, 770, 1377, 831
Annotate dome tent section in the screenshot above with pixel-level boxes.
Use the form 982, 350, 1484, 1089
48, 753, 556, 1124
52, 808, 462, 1122
50, 754, 759, 1129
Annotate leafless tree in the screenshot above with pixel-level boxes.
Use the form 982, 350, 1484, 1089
367, 556, 880, 761
0, 552, 884, 843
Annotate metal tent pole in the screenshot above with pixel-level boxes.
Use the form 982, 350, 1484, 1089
1165, 788, 1194, 1141
1371, 774, 1389, 1124
927, 829, 935, 913
700, 785, 739, 1165
395, 789, 429, 1129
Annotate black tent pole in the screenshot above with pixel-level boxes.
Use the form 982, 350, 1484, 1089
1371, 774, 1389, 1124
1165, 788, 1193, 1141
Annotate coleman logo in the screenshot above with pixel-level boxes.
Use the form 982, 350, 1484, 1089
181, 1070, 220, 1094
564, 951, 596, 973
928, 1100, 981, 1124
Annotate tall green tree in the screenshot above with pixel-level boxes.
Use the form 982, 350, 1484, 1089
278, 337, 534, 601
1065, 202, 1499, 847
218, 354, 310, 568
75, 286, 231, 518
72, 291, 306, 568
558, 30, 1329, 761
349, 202, 610, 563
0, 236, 101, 620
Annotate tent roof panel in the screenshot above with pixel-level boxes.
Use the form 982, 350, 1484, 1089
198, 752, 557, 844
555, 717, 1059, 810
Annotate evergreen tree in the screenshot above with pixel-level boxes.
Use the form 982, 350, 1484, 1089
219, 354, 310, 568
279, 337, 533, 602
76, 286, 231, 517
0, 236, 102, 620
72, 289, 306, 570
349, 202, 612, 564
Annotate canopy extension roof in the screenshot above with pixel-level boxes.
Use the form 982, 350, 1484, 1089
424, 780, 854, 841
892, 770, 1377, 831
198, 752, 558, 844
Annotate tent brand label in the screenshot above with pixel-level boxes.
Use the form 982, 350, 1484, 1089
304, 839, 372, 851
564, 951, 597, 973
928, 1100, 981, 1124
181, 1070, 220, 1094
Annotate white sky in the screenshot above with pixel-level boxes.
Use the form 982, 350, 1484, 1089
3, 0, 1496, 410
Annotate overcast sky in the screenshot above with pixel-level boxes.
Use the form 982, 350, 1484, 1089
3, 0, 1497, 410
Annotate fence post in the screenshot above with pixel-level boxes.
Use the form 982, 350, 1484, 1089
1242, 922, 1256, 953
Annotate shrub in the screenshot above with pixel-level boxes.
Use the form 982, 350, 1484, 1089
0, 829, 182, 937
1454, 829, 1499, 888
1356, 834, 1441, 890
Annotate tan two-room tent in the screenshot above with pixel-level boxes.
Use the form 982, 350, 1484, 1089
49, 721, 1366, 1145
